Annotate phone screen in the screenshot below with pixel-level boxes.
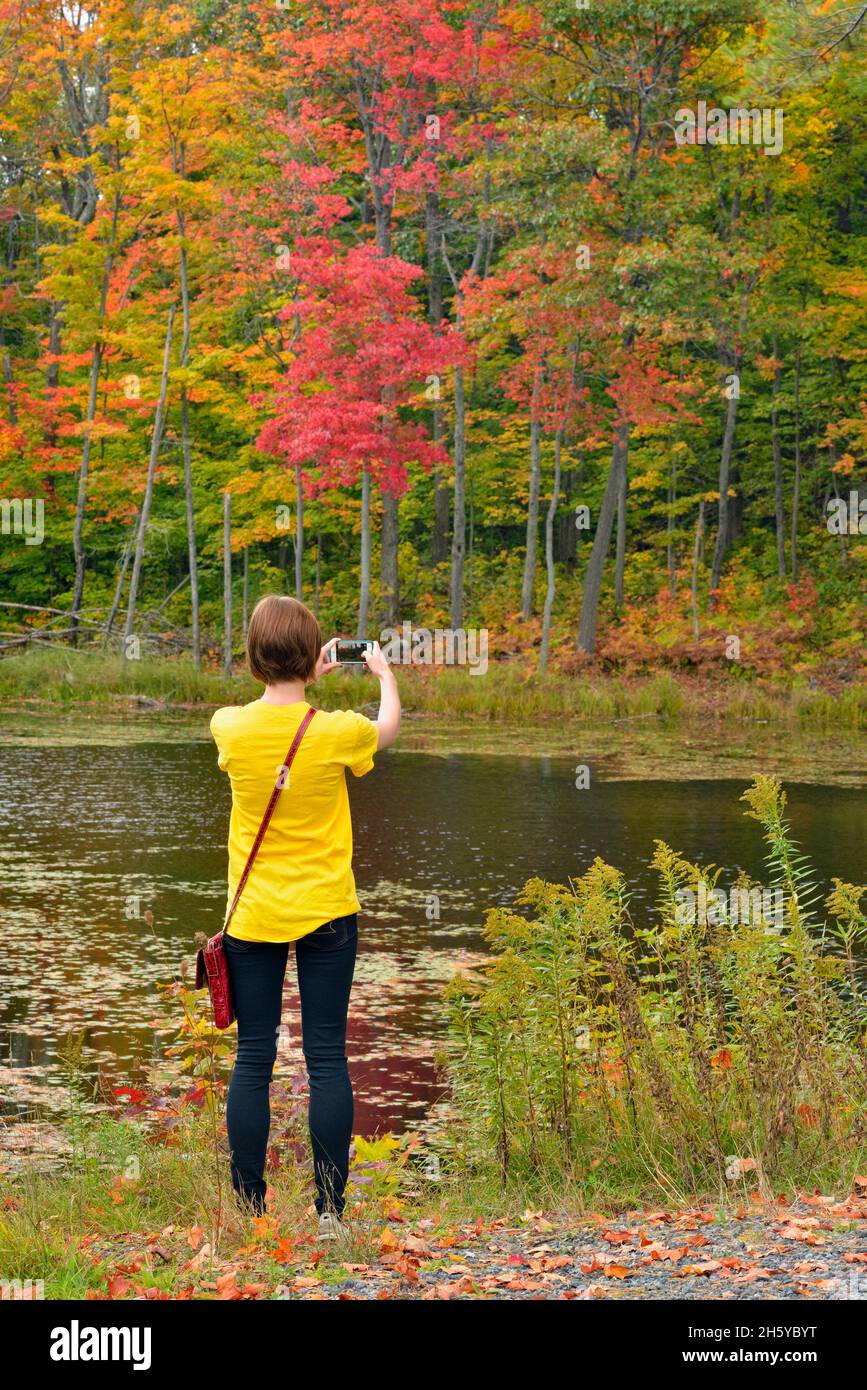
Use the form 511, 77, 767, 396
335, 639, 372, 665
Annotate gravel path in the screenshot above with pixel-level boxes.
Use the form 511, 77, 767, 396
278, 1194, 867, 1300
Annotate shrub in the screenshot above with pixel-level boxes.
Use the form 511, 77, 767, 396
445, 776, 867, 1203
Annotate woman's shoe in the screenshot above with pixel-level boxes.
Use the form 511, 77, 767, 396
318, 1211, 350, 1242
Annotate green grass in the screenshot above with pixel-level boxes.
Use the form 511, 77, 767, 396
0, 647, 865, 728
0, 1114, 309, 1299
0, 1108, 492, 1300
0, 648, 253, 706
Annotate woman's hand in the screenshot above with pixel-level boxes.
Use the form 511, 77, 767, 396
362, 641, 391, 680
314, 637, 340, 680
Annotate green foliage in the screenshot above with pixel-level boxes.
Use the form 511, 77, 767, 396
445, 776, 867, 1202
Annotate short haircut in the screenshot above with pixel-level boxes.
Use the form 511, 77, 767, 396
246, 595, 321, 684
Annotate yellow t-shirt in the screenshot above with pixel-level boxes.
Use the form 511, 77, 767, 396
210, 699, 378, 943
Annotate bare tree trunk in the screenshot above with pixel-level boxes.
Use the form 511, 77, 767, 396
830, 440, 848, 566
790, 345, 802, 583
71, 346, 102, 645
450, 364, 466, 629
242, 545, 249, 641
2, 351, 16, 425
223, 490, 233, 676
667, 455, 677, 598
771, 334, 786, 580
692, 501, 705, 642
71, 194, 120, 645
426, 189, 449, 566
614, 454, 627, 612
558, 468, 576, 566
357, 466, 371, 637
44, 306, 62, 444
103, 514, 138, 647
315, 531, 322, 615
432, 464, 449, 565
122, 305, 176, 663
577, 418, 628, 654
354, 82, 401, 636
443, 222, 487, 630
380, 489, 400, 626
666, 354, 685, 599
363, 119, 399, 626
709, 355, 740, 601
175, 153, 201, 666
295, 465, 304, 600
468, 470, 476, 615
520, 365, 544, 619
181, 389, 200, 665
41, 50, 108, 448
540, 430, 562, 672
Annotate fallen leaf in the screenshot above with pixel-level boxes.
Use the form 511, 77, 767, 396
216, 1273, 242, 1301
185, 1226, 205, 1252
377, 1227, 400, 1254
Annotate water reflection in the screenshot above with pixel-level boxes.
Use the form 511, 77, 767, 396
1, 743, 864, 1136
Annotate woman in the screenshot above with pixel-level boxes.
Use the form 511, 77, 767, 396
210, 595, 400, 1238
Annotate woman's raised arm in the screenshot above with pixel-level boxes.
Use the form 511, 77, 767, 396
364, 642, 401, 751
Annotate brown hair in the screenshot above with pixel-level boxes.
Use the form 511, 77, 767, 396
246, 595, 321, 684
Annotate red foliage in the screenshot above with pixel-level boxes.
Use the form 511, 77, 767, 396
256, 239, 464, 497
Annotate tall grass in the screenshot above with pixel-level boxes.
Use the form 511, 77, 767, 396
1, 648, 864, 727
0, 649, 253, 705
444, 776, 867, 1206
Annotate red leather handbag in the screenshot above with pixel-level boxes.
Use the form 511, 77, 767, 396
196, 706, 317, 1029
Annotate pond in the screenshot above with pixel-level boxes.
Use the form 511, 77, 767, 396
1, 712, 865, 1142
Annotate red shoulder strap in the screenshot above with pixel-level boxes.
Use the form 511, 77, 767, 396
222, 706, 317, 933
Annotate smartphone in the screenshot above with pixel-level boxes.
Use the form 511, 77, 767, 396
335, 639, 374, 667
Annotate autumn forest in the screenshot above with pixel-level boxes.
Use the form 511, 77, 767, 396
0, 0, 865, 688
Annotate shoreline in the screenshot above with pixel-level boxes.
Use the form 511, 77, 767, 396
1, 703, 864, 785
0, 650, 864, 732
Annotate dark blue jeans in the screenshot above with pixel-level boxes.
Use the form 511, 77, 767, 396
224, 914, 358, 1216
